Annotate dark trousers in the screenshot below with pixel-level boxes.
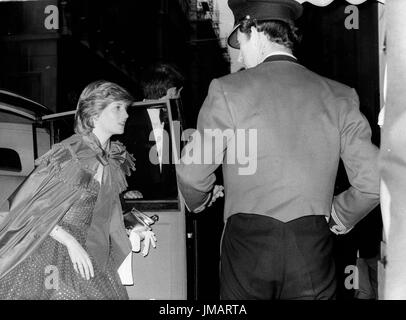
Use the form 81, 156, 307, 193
220, 214, 336, 300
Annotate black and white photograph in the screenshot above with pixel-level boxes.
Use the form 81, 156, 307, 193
0, 0, 404, 310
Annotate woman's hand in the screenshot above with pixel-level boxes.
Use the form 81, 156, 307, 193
123, 190, 143, 199
132, 224, 151, 239
66, 237, 94, 280
128, 225, 157, 257
137, 230, 157, 256
50, 225, 94, 280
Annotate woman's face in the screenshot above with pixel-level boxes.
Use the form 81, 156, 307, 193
93, 100, 129, 136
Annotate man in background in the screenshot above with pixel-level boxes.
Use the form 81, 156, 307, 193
122, 63, 184, 200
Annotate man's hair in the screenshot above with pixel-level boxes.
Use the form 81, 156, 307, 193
141, 63, 185, 100
238, 17, 301, 50
74, 80, 133, 135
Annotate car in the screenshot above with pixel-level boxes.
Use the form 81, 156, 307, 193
0, 89, 53, 219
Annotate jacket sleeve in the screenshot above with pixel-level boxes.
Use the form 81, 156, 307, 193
176, 79, 234, 212
331, 89, 380, 229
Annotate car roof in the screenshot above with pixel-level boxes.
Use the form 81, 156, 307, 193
0, 89, 52, 121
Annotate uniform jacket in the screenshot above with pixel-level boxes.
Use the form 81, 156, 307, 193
0, 133, 134, 279
176, 55, 380, 228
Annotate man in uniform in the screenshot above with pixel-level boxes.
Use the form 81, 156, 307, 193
176, 0, 380, 299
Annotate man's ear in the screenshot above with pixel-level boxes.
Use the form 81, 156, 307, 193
257, 31, 269, 54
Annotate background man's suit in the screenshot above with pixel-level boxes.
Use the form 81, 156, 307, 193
120, 107, 177, 200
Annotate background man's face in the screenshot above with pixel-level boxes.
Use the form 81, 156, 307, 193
162, 87, 182, 100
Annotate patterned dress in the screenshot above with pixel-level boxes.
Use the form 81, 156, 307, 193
0, 134, 134, 300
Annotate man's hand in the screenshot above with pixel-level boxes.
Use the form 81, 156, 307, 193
124, 190, 143, 199
329, 205, 352, 235
208, 185, 224, 207
192, 185, 224, 213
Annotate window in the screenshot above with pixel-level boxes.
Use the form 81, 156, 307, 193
0, 148, 22, 172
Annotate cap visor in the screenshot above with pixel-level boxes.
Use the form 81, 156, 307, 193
227, 24, 240, 49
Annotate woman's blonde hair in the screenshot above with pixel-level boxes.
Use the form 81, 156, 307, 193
74, 80, 133, 135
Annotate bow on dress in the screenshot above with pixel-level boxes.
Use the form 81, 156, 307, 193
82, 133, 136, 194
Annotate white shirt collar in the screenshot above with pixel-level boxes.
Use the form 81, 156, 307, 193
147, 108, 162, 126
261, 51, 297, 63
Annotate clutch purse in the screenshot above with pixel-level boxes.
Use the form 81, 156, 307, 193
123, 207, 159, 230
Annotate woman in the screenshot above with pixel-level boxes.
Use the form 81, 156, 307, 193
0, 80, 141, 299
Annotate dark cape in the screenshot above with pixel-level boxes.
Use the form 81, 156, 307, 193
0, 133, 135, 279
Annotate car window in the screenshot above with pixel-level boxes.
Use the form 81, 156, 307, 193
0, 148, 22, 172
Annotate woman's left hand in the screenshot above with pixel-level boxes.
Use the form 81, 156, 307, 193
127, 226, 157, 256
139, 230, 157, 256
